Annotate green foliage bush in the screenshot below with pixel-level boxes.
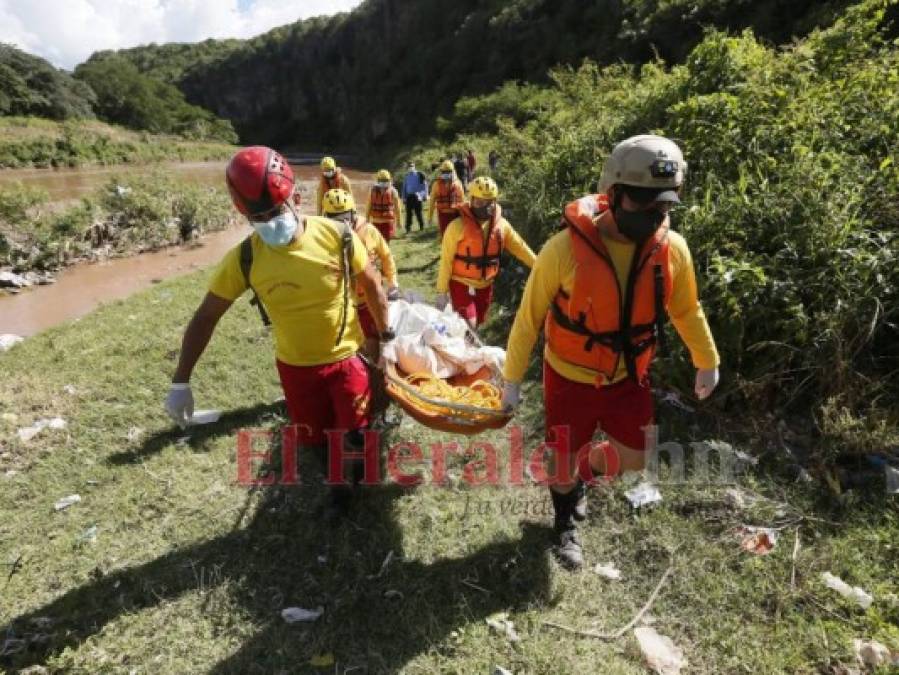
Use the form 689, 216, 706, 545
0, 117, 235, 169
0, 45, 95, 120
441, 0, 898, 453
74, 57, 237, 143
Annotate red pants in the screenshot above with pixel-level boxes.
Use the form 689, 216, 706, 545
371, 220, 395, 242
449, 279, 494, 326
543, 361, 654, 452
276, 356, 371, 447
356, 304, 377, 339
437, 210, 458, 236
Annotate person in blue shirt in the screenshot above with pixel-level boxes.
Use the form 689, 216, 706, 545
401, 161, 428, 232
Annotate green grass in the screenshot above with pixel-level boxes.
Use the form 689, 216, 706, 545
0, 117, 235, 169
1, 227, 897, 673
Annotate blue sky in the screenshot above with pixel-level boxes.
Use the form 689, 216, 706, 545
0, 0, 364, 71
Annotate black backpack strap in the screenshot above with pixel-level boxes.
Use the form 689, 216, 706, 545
239, 236, 271, 326
334, 220, 355, 345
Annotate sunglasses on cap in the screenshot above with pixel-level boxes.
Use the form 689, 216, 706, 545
620, 184, 679, 205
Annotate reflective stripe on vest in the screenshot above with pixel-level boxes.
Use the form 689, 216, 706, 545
451, 205, 504, 282
544, 194, 673, 384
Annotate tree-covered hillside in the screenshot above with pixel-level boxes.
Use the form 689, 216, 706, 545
0, 44, 96, 120
161, 0, 853, 147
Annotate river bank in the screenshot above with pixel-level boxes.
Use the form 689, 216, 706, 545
0, 117, 236, 170
0, 161, 375, 336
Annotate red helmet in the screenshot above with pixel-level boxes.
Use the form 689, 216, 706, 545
225, 146, 294, 217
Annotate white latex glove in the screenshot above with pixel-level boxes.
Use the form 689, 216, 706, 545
165, 383, 194, 429
501, 382, 521, 412
695, 368, 719, 400
387, 285, 401, 301
435, 292, 449, 310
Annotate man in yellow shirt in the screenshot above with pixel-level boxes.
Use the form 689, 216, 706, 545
164, 147, 392, 517
365, 169, 403, 242
315, 155, 352, 216
323, 188, 399, 348
501, 135, 720, 569
435, 176, 536, 328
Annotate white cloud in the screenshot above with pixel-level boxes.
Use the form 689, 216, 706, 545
0, 0, 363, 71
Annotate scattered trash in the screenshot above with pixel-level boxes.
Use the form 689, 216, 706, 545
63, 384, 78, 395
0, 334, 24, 351
76, 525, 98, 544
309, 653, 335, 667
368, 550, 395, 579
821, 572, 873, 609
127, 427, 144, 443
658, 389, 695, 413
885, 466, 899, 495
191, 409, 222, 425
736, 526, 779, 555
494, 667, 513, 675
383, 589, 404, 601
317, 554, 328, 564
281, 606, 323, 623
486, 611, 521, 642
594, 563, 622, 580
17, 417, 67, 442
4, 470, 18, 479
625, 482, 662, 508
853, 639, 896, 668
733, 449, 759, 466
724, 487, 749, 509
0, 271, 30, 289
634, 626, 687, 675
54, 494, 81, 511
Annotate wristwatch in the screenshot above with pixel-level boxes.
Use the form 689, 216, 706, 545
379, 328, 396, 342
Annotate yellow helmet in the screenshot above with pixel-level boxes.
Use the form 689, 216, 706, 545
469, 176, 499, 200
439, 159, 454, 173
376, 169, 391, 182
321, 156, 337, 171
321, 188, 355, 215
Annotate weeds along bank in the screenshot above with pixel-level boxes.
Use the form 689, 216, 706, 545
0, 117, 235, 169
406, 0, 899, 458
0, 172, 237, 276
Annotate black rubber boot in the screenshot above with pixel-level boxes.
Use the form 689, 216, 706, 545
550, 487, 585, 570
572, 480, 588, 522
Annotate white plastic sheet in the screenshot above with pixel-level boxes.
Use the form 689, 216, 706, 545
382, 300, 505, 379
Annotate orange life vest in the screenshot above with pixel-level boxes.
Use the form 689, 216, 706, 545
544, 194, 673, 385
369, 186, 396, 221
319, 169, 345, 194
433, 178, 463, 213
451, 204, 504, 282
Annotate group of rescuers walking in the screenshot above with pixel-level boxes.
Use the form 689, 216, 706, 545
165, 135, 720, 570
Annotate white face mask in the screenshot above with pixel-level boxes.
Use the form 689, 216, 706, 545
441, 172, 453, 181
252, 210, 298, 247
377, 181, 390, 189
323, 170, 335, 178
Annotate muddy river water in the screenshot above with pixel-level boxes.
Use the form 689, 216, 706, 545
0, 162, 373, 336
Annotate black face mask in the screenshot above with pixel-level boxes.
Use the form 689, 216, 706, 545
471, 204, 495, 221
612, 195, 665, 242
